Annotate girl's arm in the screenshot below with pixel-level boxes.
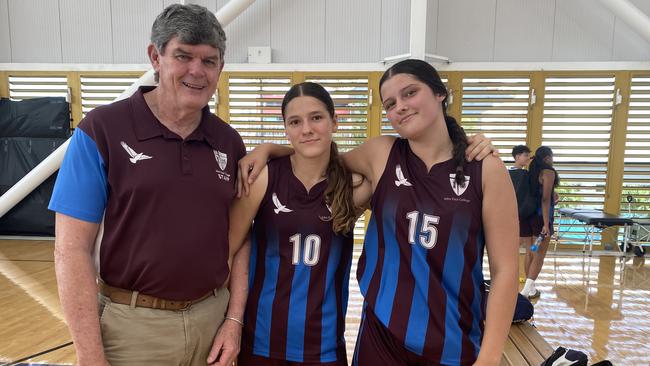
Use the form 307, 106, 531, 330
207, 167, 267, 365
238, 134, 497, 196
540, 170, 555, 236
475, 155, 519, 366
352, 173, 373, 218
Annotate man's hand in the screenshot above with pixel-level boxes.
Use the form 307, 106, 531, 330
207, 319, 242, 365
466, 133, 498, 162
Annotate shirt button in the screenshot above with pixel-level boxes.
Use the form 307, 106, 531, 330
183, 156, 189, 160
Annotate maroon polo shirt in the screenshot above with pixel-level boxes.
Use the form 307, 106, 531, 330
82, 86, 245, 300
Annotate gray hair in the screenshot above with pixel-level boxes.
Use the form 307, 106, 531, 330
151, 4, 226, 58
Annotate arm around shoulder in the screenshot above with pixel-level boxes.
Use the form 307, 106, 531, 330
341, 135, 395, 185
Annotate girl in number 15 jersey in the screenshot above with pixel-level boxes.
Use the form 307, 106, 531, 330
344, 60, 519, 366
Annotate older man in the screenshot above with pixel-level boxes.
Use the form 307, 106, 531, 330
49, 5, 247, 365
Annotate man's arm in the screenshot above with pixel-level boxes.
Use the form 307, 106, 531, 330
207, 239, 250, 366
54, 213, 108, 366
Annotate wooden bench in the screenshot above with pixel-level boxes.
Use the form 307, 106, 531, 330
501, 322, 554, 366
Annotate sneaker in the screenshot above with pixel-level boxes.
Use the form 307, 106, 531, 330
528, 288, 541, 299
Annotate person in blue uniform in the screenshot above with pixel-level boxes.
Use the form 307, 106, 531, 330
239, 60, 518, 366
228, 82, 372, 366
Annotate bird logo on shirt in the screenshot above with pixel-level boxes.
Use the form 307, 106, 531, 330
395, 165, 412, 187
272, 193, 293, 214
120, 141, 152, 164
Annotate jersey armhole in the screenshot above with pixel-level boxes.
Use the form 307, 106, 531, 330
371, 138, 402, 207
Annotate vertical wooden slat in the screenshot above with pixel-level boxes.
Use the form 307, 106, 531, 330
291, 72, 306, 86
367, 71, 382, 139
601, 72, 631, 245
216, 71, 230, 122
603, 71, 631, 215
0, 71, 8, 98
67, 72, 83, 128
527, 71, 545, 151
446, 71, 462, 122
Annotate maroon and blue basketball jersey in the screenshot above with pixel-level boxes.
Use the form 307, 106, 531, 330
357, 138, 486, 365
243, 156, 353, 363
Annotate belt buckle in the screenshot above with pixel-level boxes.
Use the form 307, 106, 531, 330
177, 300, 193, 311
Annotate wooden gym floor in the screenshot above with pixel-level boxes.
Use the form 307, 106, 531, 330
0, 239, 648, 366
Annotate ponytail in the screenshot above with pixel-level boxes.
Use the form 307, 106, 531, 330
324, 142, 356, 235
444, 115, 468, 186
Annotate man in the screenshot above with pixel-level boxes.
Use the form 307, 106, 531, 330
509, 145, 535, 269
511, 144, 531, 170
49, 5, 247, 365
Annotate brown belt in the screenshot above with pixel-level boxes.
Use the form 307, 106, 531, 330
98, 280, 215, 311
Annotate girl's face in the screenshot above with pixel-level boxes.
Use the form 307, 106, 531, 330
543, 154, 554, 166
380, 73, 446, 140
284, 96, 337, 159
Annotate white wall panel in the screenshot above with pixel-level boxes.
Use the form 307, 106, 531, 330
325, 0, 381, 63
111, 0, 163, 63
425, 0, 439, 56
188, 0, 217, 13
552, 0, 615, 61
436, 0, 497, 62
60, 0, 113, 63
4, 0, 650, 64
270, 0, 325, 63
611, 0, 650, 61
217, 0, 270, 63
493, 0, 555, 61
0, 0, 11, 62
380, 0, 409, 60
8, 0, 62, 62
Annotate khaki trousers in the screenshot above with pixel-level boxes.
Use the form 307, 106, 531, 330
98, 287, 229, 366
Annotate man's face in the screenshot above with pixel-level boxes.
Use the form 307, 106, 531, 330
149, 36, 223, 112
514, 152, 531, 167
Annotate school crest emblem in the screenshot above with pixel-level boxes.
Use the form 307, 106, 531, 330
214, 150, 227, 171
449, 173, 470, 196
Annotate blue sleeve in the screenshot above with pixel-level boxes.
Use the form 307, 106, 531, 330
48, 128, 108, 223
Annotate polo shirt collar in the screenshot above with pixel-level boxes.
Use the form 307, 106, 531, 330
131, 86, 223, 150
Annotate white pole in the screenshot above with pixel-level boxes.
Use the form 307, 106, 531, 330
409, 0, 428, 61
598, 0, 650, 43
0, 0, 257, 218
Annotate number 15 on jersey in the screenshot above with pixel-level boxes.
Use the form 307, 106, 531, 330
406, 211, 440, 249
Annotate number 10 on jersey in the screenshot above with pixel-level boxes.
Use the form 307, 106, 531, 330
289, 233, 322, 266
406, 211, 440, 249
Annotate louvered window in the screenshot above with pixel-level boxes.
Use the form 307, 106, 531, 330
227, 76, 291, 151
543, 76, 614, 209
461, 77, 530, 163
80, 75, 140, 117
8, 75, 68, 100
543, 76, 615, 245
305, 77, 369, 152
80, 74, 216, 117
622, 76, 650, 219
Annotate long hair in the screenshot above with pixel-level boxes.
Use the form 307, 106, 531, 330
281, 82, 356, 235
528, 146, 559, 194
379, 59, 468, 186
